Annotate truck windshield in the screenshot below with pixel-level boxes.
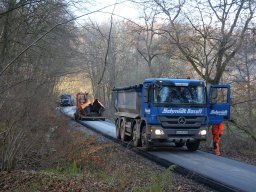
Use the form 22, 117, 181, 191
153, 86, 205, 105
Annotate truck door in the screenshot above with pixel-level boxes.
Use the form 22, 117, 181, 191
208, 85, 231, 125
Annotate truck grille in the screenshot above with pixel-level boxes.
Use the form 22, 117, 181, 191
158, 116, 205, 129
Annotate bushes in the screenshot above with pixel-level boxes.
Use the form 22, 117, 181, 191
0, 83, 60, 171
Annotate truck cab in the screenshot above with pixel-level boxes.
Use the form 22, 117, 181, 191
113, 78, 230, 151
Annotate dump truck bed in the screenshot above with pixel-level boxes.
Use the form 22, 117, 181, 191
74, 92, 105, 121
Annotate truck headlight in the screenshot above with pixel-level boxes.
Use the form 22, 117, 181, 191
155, 129, 164, 135
199, 130, 207, 136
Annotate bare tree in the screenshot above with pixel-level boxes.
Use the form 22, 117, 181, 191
154, 0, 256, 84
135, 5, 171, 77
228, 33, 256, 138
0, 0, 77, 170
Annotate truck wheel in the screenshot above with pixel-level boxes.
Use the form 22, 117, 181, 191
175, 142, 185, 147
115, 119, 121, 139
120, 121, 129, 141
186, 141, 200, 151
74, 112, 79, 121
141, 126, 151, 150
132, 125, 141, 147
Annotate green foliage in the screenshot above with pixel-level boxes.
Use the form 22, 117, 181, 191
132, 165, 175, 192
28, 181, 39, 192
98, 170, 112, 183
68, 161, 82, 175
45, 160, 82, 177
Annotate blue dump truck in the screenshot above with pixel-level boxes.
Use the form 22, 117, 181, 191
113, 78, 230, 151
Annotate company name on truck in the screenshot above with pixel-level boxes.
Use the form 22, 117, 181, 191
210, 110, 228, 116
162, 108, 203, 114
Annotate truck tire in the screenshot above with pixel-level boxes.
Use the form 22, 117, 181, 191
115, 119, 121, 139
120, 120, 129, 141
186, 141, 200, 151
74, 112, 79, 121
141, 126, 151, 150
132, 124, 141, 147
175, 142, 185, 147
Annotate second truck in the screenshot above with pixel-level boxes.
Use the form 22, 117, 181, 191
74, 92, 105, 121
113, 78, 230, 151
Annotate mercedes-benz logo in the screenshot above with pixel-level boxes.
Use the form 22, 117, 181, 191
178, 117, 186, 124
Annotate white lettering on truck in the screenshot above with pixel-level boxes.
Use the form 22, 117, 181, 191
162, 108, 203, 114
210, 110, 228, 116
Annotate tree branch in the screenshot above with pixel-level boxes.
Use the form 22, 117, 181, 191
0, 2, 122, 77
97, 2, 116, 85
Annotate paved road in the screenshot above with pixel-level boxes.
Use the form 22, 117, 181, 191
62, 106, 256, 192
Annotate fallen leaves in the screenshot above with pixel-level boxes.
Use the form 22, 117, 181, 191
0, 120, 215, 192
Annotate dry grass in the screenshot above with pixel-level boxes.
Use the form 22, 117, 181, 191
0, 118, 213, 192
0, 120, 173, 191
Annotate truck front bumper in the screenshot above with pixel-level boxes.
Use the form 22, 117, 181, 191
147, 125, 207, 143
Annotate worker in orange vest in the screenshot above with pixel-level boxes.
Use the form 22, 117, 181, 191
211, 123, 225, 155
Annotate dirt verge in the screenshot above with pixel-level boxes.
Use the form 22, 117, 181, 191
0, 117, 215, 192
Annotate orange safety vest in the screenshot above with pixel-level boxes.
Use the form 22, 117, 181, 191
212, 123, 224, 136
211, 123, 224, 155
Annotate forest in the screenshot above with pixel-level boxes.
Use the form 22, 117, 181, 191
0, 0, 256, 190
